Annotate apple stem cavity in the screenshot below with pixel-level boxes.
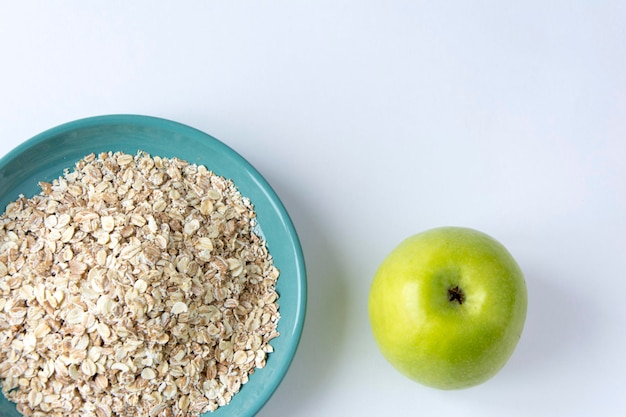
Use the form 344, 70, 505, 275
448, 286, 465, 305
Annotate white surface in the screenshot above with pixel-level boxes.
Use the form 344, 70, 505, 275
1, 2, 625, 416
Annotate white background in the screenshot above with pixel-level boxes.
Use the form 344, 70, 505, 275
1, 1, 625, 416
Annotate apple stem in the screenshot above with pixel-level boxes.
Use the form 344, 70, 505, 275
448, 286, 465, 305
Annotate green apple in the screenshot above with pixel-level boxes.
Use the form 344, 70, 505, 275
368, 226, 527, 390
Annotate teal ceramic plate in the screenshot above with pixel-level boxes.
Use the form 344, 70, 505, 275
0, 115, 306, 417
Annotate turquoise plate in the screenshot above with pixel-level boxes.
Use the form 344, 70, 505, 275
0, 115, 307, 417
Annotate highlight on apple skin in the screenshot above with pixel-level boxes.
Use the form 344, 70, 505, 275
368, 226, 528, 390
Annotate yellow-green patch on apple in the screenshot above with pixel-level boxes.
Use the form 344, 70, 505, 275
368, 227, 527, 390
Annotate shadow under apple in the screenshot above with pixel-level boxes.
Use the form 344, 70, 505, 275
504, 267, 598, 378
433, 266, 601, 415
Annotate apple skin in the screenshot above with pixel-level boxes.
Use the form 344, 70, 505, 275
368, 227, 527, 390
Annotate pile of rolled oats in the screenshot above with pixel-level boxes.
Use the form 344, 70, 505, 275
0, 151, 280, 417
